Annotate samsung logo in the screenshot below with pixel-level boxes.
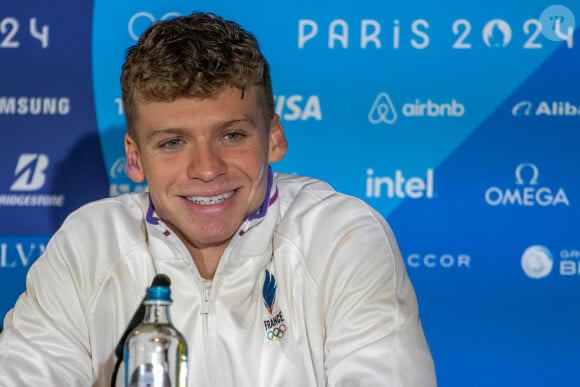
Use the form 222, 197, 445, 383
0, 96, 70, 115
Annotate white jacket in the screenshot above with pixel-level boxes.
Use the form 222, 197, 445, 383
0, 173, 436, 386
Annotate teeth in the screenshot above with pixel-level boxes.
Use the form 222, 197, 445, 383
186, 191, 233, 205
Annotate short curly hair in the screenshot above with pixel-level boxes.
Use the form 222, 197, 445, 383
121, 12, 274, 141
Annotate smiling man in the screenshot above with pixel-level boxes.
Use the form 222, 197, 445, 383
0, 12, 436, 386
124, 87, 286, 279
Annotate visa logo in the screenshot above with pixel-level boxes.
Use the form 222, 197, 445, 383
274, 95, 322, 121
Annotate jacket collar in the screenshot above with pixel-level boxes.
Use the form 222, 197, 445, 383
143, 166, 280, 262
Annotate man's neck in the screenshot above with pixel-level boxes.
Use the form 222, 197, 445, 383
188, 244, 228, 280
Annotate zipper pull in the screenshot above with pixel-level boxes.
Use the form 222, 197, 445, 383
201, 287, 211, 315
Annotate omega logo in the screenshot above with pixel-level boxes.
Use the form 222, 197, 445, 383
485, 163, 569, 207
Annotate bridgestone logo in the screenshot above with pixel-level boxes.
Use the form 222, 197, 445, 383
0, 194, 64, 207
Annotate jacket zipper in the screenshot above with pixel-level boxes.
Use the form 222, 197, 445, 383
199, 282, 217, 384
201, 287, 211, 315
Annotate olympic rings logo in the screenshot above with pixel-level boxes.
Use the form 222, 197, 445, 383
266, 323, 286, 343
128, 12, 181, 41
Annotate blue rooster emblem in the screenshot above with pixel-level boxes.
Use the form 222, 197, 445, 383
262, 270, 277, 315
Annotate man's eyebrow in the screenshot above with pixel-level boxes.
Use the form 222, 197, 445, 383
223, 117, 258, 128
145, 128, 189, 142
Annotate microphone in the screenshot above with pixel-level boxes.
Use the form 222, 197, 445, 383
111, 273, 171, 387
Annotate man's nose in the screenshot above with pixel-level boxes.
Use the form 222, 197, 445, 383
186, 144, 227, 182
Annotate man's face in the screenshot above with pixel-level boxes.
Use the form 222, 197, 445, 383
125, 87, 287, 253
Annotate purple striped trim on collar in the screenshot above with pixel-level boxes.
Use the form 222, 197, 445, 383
238, 167, 278, 236
146, 194, 171, 236
145, 194, 159, 225
145, 167, 276, 238
245, 166, 275, 222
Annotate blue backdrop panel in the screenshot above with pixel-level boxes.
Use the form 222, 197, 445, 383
389, 29, 580, 386
0, 0, 108, 319
1, 1, 578, 386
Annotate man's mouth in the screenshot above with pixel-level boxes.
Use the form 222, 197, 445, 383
185, 191, 234, 205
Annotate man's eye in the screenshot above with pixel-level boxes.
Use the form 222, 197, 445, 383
161, 139, 182, 148
224, 132, 243, 142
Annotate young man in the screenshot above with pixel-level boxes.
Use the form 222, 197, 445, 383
0, 12, 436, 386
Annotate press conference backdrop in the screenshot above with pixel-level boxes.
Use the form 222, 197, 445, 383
1, 0, 579, 385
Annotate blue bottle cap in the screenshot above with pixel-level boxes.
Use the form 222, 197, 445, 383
146, 286, 172, 303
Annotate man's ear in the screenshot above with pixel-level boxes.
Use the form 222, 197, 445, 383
268, 115, 288, 163
124, 134, 146, 183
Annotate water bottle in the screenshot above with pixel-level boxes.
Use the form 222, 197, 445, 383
124, 286, 188, 387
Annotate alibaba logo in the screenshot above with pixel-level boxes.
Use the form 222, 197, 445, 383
512, 101, 532, 116
368, 92, 397, 124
